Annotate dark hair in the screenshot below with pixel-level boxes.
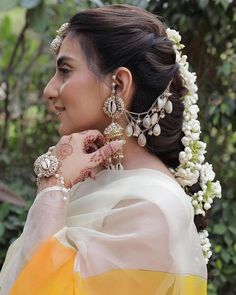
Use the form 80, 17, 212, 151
68, 4, 206, 231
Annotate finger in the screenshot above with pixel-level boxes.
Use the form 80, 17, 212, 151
70, 167, 96, 186
60, 135, 71, 144
89, 140, 126, 166
83, 130, 106, 153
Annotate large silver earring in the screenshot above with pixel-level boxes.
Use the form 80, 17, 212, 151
103, 74, 125, 170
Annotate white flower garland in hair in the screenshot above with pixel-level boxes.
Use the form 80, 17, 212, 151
166, 28, 222, 263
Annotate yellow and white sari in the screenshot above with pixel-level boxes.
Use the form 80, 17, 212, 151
0, 168, 207, 295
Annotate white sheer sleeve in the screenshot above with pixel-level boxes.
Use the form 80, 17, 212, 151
0, 186, 68, 295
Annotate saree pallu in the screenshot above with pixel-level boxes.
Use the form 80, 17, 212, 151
0, 168, 207, 294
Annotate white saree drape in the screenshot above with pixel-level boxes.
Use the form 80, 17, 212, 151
0, 168, 207, 295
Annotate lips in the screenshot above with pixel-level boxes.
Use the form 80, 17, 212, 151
55, 106, 66, 117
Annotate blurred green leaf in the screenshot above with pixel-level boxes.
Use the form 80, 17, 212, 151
0, 223, 5, 237
229, 226, 236, 236
213, 224, 227, 235
198, 0, 209, 9
90, 0, 104, 7
216, 259, 223, 270
20, 0, 41, 9
26, 2, 48, 33
0, 17, 11, 40
0, 0, 19, 11
0, 203, 10, 222
214, 245, 222, 253
221, 250, 231, 263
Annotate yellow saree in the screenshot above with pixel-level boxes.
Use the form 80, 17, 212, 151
0, 169, 207, 294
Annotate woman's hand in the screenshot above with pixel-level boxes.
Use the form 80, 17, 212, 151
37, 130, 125, 191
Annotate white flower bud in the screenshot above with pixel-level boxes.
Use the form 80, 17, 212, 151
207, 251, 212, 258
191, 133, 200, 141
198, 196, 203, 202
166, 28, 182, 43
202, 244, 210, 252
192, 200, 198, 206
181, 136, 190, 146
200, 162, 215, 182
184, 146, 192, 154
197, 141, 207, 150
188, 162, 195, 168
204, 238, 209, 244
198, 155, 205, 163
195, 208, 203, 215
213, 181, 222, 197
179, 151, 187, 162
195, 163, 202, 170
204, 203, 211, 210
208, 198, 213, 204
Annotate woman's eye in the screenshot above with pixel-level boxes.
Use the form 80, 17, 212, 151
58, 67, 70, 74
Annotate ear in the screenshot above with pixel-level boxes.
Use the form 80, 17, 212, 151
114, 67, 135, 109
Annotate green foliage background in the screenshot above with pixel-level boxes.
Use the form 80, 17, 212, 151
0, 0, 235, 294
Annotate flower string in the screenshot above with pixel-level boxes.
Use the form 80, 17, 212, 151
166, 28, 222, 263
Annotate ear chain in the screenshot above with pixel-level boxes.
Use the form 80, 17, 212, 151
102, 75, 173, 170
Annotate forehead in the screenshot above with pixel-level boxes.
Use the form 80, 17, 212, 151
57, 33, 84, 61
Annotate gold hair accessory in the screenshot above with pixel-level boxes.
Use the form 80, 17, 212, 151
50, 22, 70, 55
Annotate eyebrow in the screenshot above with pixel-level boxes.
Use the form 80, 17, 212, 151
56, 55, 76, 67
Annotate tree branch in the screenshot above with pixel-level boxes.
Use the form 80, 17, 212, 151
0, 22, 28, 150
5, 22, 28, 79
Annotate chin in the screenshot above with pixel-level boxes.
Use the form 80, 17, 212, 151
58, 124, 72, 136
58, 124, 84, 136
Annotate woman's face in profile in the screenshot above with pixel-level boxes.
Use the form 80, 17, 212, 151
43, 34, 110, 136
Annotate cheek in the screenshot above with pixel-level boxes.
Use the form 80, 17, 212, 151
58, 74, 109, 132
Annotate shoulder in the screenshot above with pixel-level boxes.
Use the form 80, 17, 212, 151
69, 168, 193, 224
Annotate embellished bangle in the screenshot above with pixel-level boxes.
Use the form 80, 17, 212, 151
34, 147, 59, 178
34, 147, 70, 200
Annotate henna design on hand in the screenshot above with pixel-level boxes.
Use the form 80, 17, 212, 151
56, 143, 73, 160
70, 167, 96, 186
90, 143, 114, 163
83, 135, 97, 153
83, 134, 105, 153
90, 140, 124, 166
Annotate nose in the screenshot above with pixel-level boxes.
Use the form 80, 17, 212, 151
43, 74, 59, 102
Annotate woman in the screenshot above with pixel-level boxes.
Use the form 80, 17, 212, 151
0, 4, 221, 295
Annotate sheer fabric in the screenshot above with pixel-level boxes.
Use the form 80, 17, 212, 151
0, 168, 207, 295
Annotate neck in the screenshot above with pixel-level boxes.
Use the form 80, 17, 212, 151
121, 136, 147, 169
120, 134, 174, 179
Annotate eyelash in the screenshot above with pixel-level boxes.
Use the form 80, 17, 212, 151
58, 67, 70, 75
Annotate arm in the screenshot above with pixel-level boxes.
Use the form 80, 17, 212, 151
0, 186, 68, 295
0, 131, 125, 295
